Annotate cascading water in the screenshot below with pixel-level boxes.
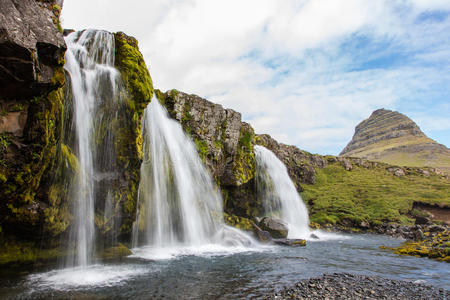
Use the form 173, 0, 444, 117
132, 98, 255, 256
255, 145, 310, 239
64, 30, 122, 267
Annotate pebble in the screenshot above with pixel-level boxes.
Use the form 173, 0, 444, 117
266, 273, 449, 300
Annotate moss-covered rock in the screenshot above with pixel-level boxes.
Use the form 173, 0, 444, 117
97, 243, 132, 261
112, 31, 153, 238
157, 90, 261, 220
382, 227, 449, 262
223, 212, 253, 231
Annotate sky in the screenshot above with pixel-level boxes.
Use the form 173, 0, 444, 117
61, 0, 450, 155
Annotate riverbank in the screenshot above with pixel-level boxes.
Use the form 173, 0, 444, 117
312, 223, 450, 262
269, 273, 449, 300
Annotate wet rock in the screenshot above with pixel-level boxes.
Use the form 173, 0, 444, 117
259, 217, 288, 239
310, 233, 319, 239
252, 222, 272, 243
273, 238, 306, 247
98, 244, 132, 260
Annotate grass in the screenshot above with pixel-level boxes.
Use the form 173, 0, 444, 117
344, 135, 450, 172
301, 162, 450, 226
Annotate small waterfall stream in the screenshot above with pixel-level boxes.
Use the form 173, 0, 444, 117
255, 145, 310, 239
64, 30, 122, 267
132, 97, 255, 256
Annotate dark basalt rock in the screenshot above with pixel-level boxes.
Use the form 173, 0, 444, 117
252, 222, 272, 243
252, 221, 306, 246
0, 0, 66, 100
259, 217, 288, 239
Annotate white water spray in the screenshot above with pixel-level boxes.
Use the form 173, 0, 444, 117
64, 30, 121, 267
255, 145, 310, 239
132, 97, 255, 255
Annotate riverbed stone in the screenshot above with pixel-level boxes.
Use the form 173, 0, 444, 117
269, 273, 449, 300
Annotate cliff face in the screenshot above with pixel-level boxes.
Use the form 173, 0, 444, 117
156, 90, 259, 218
255, 134, 327, 187
0, 0, 152, 258
340, 109, 450, 173
0, 0, 66, 240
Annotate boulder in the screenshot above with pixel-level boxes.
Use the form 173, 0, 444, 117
259, 217, 288, 239
251, 222, 272, 243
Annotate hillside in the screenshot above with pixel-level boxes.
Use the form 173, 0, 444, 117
340, 109, 450, 173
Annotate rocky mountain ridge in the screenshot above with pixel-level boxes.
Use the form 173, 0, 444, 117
340, 108, 450, 173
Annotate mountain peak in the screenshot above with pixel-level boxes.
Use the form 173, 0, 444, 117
340, 109, 450, 172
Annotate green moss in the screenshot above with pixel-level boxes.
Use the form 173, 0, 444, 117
0, 133, 11, 149
232, 124, 256, 185
114, 32, 153, 109
97, 243, 132, 260
9, 104, 24, 112
60, 144, 79, 173
388, 229, 449, 262
223, 213, 253, 231
194, 138, 209, 162
112, 32, 154, 237
0, 239, 66, 266
302, 161, 450, 226
0, 60, 66, 238
181, 103, 192, 123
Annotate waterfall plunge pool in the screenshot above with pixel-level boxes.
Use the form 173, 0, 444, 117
1, 233, 448, 299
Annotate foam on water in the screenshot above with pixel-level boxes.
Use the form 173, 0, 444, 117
308, 230, 352, 241
132, 225, 264, 260
26, 264, 149, 291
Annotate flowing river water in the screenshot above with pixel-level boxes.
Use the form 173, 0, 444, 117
0, 233, 448, 299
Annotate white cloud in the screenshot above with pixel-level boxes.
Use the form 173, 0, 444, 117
61, 0, 450, 154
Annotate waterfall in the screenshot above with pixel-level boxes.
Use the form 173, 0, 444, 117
255, 145, 310, 239
132, 98, 254, 253
64, 30, 122, 267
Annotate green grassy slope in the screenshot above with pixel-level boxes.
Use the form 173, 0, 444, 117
301, 161, 450, 226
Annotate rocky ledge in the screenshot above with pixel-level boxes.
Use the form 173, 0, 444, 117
268, 273, 449, 300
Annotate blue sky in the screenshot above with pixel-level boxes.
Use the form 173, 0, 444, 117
62, 0, 450, 155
